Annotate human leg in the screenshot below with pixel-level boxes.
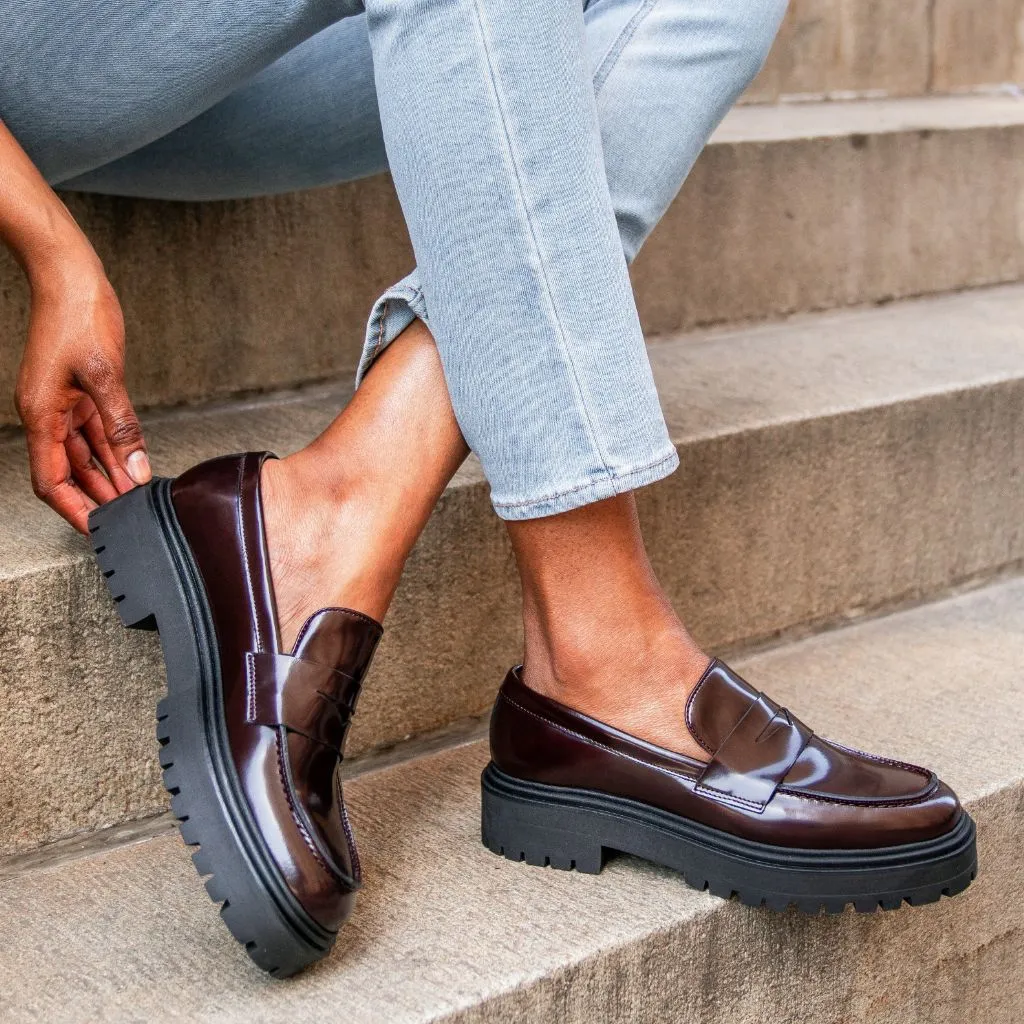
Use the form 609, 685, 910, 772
0, 0, 368, 183
65, 2, 783, 669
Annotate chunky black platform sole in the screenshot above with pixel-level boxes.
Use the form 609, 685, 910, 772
89, 480, 336, 977
481, 764, 977, 913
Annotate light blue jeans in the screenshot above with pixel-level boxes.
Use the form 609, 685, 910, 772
1, 0, 787, 519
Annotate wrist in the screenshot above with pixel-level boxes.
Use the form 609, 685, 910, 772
25, 234, 107, 300
6, 193, 102, 295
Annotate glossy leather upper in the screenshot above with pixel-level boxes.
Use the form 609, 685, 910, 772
171, 452, 382, 930
490, 660, 961, 849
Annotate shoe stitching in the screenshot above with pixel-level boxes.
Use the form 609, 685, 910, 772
245, 652, 257, 723
237, 454, 263, 654
292, 606, 383, 645
501, 693, 764, 811
501, 692, 700, 784
695, 704, 813, 809
246, 653, 356, 754
826, 739, 933, 782
684, 661, 730, 755
778, 747, 937, 806
275, 731, 350, 888
692, 783, 765, 812
337, 774, 361, 883
235, 456, 357, 893
774, 787, 938, 808
682, 671, 933, 803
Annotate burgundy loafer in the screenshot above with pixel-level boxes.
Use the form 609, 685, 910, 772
482, 662, 976, 911
89, 452, 382, 976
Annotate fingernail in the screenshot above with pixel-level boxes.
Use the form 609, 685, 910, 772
126, 450, 152, 485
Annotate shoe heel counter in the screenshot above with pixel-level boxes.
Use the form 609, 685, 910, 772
489, 670, 565, 782
170, 452, 253, 528
488, 679, 516, 773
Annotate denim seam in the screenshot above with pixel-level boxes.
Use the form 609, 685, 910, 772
492, 447, 677, 510
592, 0, 660, 96
371, 298, 389, 364
469, 0, 616, 488
365, 280, 426, 358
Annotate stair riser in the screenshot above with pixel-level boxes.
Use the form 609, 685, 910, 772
745, 0, 1024, 104
2, 375, 1022, 857
2, 115, 1022, 425
454, 784, 1024, 1024
633, 122, 1024, 338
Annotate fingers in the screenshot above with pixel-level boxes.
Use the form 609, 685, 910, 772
65, 428, 119, 505
24, 424, 97, 535
75, 401, 136, 494
79, 359, 151, 489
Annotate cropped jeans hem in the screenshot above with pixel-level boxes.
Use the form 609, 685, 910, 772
491, 447, 679, 521
358, 281, 680, 520
356, 271, 427, 387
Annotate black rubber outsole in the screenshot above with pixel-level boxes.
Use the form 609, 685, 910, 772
89, 479, 335, 977
481, 763, 977, 913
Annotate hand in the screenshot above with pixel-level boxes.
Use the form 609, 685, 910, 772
16, 255, 150, 534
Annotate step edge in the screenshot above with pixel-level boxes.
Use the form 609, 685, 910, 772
3, 369, 1022, 587
712, 92, 1024, 145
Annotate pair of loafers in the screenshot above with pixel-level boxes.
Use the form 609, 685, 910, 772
89, 452, 976, 976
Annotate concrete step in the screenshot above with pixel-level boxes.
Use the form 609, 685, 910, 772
745, 0, 1024, 104
1, 283, 1023, 858
2, 575, 1022, 1024
632, 93, 1024, 338
2, 93, 1023, 424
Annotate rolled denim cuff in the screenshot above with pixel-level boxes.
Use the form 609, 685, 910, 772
356, 270, 428, 387
490, 446, 679, 520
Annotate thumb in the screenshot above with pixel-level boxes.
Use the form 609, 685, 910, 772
83, 362, 151, 487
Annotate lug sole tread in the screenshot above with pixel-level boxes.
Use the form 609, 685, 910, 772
480, 764, 977, 916
89, 485, 334, 978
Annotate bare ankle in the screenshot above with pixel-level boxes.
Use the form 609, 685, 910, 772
519, 596, 711, 761
523, 613, 708, 696
506, 492, 711, 758
260, 456, 402, 649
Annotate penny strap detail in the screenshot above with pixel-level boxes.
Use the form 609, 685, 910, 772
246, 652, 358, 755
695, 691, 812, 810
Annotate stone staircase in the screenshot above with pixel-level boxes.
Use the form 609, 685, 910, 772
1, 2, 1022, 1021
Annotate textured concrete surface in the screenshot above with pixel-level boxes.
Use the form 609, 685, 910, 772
1, 284, 1023, 855
931, 0, 1024, 94
633, 95, 1024, 337
1, 576, 1022, 1023
745, 0, 933, 102
3, 95, 1024, 423
712, 95, 1024, 140
745, 0, 1024, 104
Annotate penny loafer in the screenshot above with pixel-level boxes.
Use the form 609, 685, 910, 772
482, 661, 977, 911
88, 452, 382, 976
